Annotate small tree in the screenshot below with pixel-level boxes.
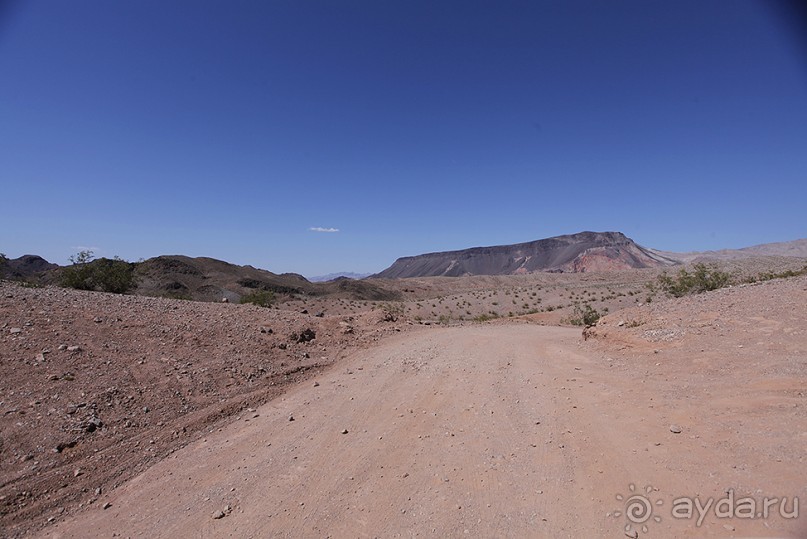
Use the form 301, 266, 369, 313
71, 250, 94, 265
62, 250, 96, 290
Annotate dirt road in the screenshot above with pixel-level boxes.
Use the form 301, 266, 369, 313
41, 324, 805, 538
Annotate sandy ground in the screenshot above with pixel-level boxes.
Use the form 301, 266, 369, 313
40, 310, 806, 537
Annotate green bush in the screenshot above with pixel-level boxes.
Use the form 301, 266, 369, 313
239, 289, 275, 307
93, 257, 136, 293
653, 263, 732, 298
61, 251, 136, 294
61, 250, 96, 290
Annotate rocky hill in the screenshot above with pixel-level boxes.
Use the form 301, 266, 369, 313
135, 256, 400, 302
373, 231, 679, 278
133, 255, 314, 302
0, 254, 58, 280
135, 255, 400, 302
1, 254, 400, 303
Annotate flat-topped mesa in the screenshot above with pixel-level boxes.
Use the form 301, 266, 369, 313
373, 231, 679, 278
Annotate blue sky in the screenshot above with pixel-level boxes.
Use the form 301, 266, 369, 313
1, 1, 806, 276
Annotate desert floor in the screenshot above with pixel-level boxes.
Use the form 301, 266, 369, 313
3, 275, 806, 538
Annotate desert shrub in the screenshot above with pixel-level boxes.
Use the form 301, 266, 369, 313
61, 251, 136, 293
473, 313, 499, 322
160, 290, 192, 301
747, 265, 807, 283
380, 302, 405, 322
653, 263, 732, 298
93, 257, 136, 293
568, 303, 601, 327
61, 250, 97, 290
239, 289, 275, 307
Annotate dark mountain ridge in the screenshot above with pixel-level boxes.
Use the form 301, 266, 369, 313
0, 254, 58, 280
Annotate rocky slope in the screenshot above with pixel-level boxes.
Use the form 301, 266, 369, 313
0, 281, 407, 537
374, 231, 678, 278
133, 255, 320, 302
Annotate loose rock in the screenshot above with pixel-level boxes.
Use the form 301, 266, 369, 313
296, 328, 316, 343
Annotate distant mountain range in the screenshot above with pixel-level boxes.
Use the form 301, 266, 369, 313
664, 238, 807, 263
3, 233, 806, 293
308, 272, 372, 282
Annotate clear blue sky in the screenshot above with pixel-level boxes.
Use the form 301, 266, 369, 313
2, 1, 806, 276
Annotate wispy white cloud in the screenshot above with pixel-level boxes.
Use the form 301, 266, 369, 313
72, 245, 101, 253
309, 227, 340, 233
